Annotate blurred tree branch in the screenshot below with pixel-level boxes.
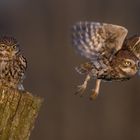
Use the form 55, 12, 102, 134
0, 88, 43, 140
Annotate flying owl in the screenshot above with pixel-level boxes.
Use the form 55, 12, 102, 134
72, 22, 140, 100
0, 36, 27, 91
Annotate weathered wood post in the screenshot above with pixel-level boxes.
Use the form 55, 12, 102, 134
0, 88, 43, 140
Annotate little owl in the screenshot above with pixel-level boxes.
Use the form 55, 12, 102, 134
72, 22, 140, 100
0, 36, 27, 90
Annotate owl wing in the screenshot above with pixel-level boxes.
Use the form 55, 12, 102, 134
72, 22, 128, 60
123, 35, 140, 59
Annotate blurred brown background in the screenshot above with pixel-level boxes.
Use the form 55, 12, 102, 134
0, 0, 140, 140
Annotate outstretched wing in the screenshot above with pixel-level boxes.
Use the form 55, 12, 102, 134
72, 22, 128, 60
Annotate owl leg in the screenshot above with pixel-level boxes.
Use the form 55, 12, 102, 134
90, 79, 101, 100
75, 74, 91, 96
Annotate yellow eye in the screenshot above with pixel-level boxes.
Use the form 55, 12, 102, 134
1, 44, 5, 48
124, 61, 131, 66
12, 45, 16, 49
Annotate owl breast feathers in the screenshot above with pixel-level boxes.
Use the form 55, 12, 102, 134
72, 22, 140, 81
0, 36, 27, 90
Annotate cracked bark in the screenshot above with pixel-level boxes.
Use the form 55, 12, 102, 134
0, 88, 43, 140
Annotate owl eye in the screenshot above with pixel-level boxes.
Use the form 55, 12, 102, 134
124, 61, 132, 67
0, 44, 5, 49
12, 45, 16, 49
12, 44, 19, 53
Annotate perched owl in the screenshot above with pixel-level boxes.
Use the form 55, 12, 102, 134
0, 36, 27, 90
72, 22, 140, 100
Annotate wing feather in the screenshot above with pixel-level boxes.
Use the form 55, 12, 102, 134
72, 22, 128, 60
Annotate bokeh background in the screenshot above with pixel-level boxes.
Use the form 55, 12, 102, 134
0, 0, 140, 140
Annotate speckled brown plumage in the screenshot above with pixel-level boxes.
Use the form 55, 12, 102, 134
72, 22, 140, 99
0, 36, 27, 90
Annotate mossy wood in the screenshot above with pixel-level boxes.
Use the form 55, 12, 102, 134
0, 88, 43, 140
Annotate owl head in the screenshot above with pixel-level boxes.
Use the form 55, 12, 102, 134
112, 50, 139, 77
0, 36, 20, 58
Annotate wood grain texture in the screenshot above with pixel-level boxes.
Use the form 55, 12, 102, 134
0, 88, 43, 140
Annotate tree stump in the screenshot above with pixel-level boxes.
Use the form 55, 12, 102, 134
0, 88, 43, 140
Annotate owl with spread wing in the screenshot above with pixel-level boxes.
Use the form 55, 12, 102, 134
72, 22, 140, 100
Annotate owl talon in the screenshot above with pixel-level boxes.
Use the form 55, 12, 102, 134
90, 79, 101, 100
75, 75, 91, 96
90, 90, 98, 100
75, 85, 86, 96
18, 84, 25, 91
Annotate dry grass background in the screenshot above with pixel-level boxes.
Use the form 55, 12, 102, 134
0, 0, 140, 140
